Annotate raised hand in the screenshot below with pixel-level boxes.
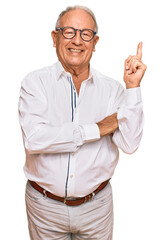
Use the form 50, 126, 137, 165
124, 42, 147, 89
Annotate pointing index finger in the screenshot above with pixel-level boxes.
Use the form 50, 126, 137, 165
136, 42, 143, 60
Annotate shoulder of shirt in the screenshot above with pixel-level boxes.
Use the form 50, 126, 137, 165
21, 64, 55, 85
92, 68, 124, 90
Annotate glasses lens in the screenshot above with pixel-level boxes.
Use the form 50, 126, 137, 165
81, 29, 94, 41
63, 27, 75, 39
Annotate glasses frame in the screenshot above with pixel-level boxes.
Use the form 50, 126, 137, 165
56, 26, 97, 42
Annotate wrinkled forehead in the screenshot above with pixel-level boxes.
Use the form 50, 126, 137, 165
59, 9, 96, 30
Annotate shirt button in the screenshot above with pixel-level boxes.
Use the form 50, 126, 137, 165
70, 174, 74, 179
71, 152, 74, 156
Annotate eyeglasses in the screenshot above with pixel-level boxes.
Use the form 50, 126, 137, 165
56, 27, 97, 42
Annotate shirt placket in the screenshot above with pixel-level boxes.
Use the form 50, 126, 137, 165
65, 76, 78, 197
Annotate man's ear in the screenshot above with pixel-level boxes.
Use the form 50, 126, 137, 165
51, 30, 58, 48
93, 35, 99, 52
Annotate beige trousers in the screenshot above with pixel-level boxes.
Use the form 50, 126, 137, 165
25, 181, 113, 240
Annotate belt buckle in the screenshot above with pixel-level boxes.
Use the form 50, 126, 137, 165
64, 197, 77, 204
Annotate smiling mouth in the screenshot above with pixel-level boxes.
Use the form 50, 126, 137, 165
68, 48, 83, 53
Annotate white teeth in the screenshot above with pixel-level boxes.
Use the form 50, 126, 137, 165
69, 49, 82, 53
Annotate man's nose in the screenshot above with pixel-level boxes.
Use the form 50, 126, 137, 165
72, 30, 83, 45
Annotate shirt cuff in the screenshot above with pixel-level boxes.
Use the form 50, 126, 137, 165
80, 124, 100, 143
125, 87, 142, 106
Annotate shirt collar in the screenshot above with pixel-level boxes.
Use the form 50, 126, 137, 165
55, 60, 95, 84
55, 60, 65, 80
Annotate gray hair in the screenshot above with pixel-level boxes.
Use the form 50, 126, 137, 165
55, 5, 98, 33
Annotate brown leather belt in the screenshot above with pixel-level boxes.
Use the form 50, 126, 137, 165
29, 179, 110, 206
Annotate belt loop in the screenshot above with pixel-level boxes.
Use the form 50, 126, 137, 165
92, 192, 95, 199
43, 189, 47, 199
84, 196, 88, 203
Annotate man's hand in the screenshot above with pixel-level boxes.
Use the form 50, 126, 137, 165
124, 42, 147, 89
97, 113, 118, 137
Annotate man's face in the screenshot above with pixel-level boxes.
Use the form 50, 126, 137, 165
51, 9, 99, 71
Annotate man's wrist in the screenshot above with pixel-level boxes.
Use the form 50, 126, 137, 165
96, 113, 118, 138
126, 84, 140, 89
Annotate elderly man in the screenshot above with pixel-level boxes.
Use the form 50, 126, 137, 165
19, 5, 147, 240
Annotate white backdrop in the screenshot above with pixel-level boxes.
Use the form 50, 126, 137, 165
0, 0, 165, 239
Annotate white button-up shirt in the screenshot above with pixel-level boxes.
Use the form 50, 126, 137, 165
19, 61, 143, 197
